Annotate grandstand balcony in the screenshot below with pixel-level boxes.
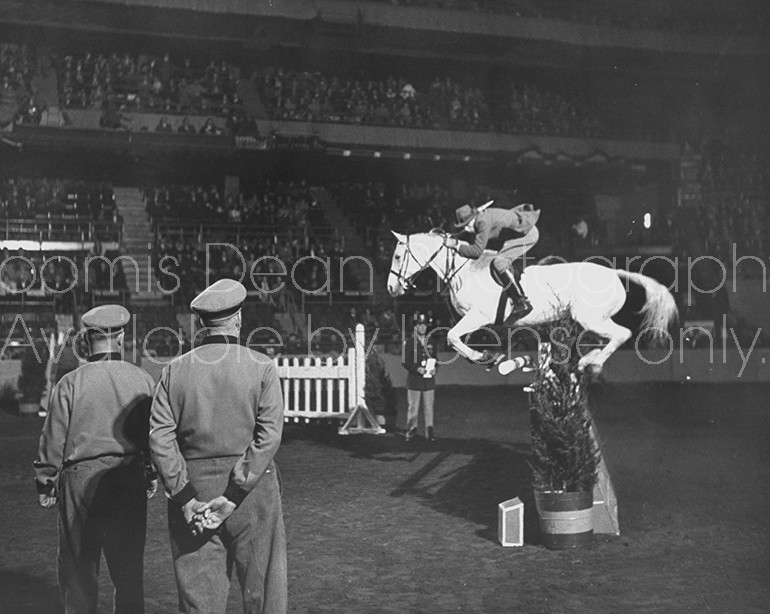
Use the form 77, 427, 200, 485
0, 218, 121, 248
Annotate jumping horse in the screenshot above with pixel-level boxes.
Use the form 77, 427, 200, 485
387, 230, 678, 375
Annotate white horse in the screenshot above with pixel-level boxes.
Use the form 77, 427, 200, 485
387, 230, 678, 375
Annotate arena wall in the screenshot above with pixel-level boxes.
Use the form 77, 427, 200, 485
2, 348, 769, 402
380, 348, 770, 387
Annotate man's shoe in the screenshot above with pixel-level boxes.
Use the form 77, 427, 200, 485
405, 426, 417, 442
503, 298, 533, 327
427, 427, 435, 441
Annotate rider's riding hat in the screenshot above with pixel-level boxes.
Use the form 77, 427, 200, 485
454, 205, 477, 228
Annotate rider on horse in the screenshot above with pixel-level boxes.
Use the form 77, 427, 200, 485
445, 202, 541, 326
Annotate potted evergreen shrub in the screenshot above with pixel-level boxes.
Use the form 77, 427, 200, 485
365, 343, 397, 430
528, 317, 599, 549
17, 344, 48, 416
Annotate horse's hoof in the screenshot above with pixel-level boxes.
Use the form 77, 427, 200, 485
479, 351, 504, 370
485, 355, 505, 372
579, 364, 605, 383
588, 367, 606, 384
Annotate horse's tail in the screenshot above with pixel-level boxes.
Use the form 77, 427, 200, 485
615, 269, 678, 344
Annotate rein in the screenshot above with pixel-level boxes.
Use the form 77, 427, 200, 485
392, 233, 468, 292
390, 234, 446, 290
441, 246, 469, 291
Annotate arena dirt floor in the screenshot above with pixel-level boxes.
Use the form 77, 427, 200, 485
0, 382, 768, 613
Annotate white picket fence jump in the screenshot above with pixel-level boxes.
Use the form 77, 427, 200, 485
273, 324, 384, 435
274, 352, 360, 422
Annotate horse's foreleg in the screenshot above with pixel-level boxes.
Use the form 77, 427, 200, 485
446, 311, 491, 363
573, 316, 632, 374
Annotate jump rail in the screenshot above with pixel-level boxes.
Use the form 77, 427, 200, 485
273, 323, 384, 435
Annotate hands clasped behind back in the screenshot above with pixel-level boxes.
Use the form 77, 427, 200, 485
182, 496, 237, 535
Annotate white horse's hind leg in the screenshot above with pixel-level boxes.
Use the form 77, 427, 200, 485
573, 317, 632, 373
445, 310, 491, 363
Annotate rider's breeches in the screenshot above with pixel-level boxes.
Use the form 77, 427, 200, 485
492, 227, 539, 276
407, 389, 434, 436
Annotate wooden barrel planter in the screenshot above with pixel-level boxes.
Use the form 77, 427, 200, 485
534, 490, 593, 550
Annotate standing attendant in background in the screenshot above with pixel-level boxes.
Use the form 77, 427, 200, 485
150, 279, 287, 614
34, 305, 157, 614
403, 312, 438, 442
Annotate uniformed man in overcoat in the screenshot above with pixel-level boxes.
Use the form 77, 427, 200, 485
149, 278, 287, 614
34, 304, 157, 614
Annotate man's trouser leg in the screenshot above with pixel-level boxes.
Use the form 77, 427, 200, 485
228, 463, 287, 614
170, 457, 287, 614
422, 389, 435, 437
58, 456, 146, 614
58, 461, 103, 614
101, 458, 147, 614
169, 458, 235, 613
406, 389, 421, 438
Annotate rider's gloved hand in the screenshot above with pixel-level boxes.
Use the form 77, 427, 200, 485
445, 236, 459, 249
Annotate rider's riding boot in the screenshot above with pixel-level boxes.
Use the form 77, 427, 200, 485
500, 268, 533, 326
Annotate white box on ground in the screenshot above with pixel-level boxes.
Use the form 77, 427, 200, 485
498, 497, 524, 547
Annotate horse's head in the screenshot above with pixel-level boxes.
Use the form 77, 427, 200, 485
386, 230, 446, 297
387, 231, 411, 297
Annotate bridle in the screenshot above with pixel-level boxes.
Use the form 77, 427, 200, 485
391, 232, 468, 292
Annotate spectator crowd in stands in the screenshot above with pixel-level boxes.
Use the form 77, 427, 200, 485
255, 66, 626, 139
0, 177, 118, 221
691, 141, 768, 262
1, 42, 42, 127
0, 247, 128, 299
56, 50, 260, 137
57, 52, 241, 116
257, 68, 486, 132
146, 180, 317, 229
147, 180, 356, 309
4, 40, 678, 142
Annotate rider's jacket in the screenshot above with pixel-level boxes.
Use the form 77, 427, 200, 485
457, 205, 540, 259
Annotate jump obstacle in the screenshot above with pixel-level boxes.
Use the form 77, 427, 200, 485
500, 341, 619, 546
274, 323, 385, 435
530, 341, 620, 536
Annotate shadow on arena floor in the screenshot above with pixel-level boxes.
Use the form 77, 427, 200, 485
0, 569, 62, 613
283, 426, 540, 544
